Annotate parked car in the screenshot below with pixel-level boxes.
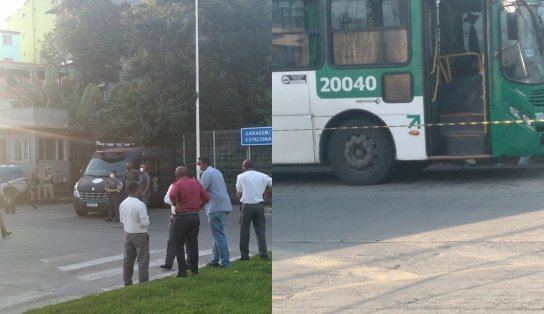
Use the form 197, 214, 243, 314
73, 147, 176, 216
0, 165, 28, 214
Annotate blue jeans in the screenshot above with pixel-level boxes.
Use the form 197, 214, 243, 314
209, 211, 231, 266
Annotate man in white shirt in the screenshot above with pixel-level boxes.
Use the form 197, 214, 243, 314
235, 159, 272, 260
120, 181, 150, 286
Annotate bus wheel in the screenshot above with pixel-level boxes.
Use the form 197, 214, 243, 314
328, 119, 394, 185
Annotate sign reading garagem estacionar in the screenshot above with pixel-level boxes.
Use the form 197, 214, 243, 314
241, 127, 272, 146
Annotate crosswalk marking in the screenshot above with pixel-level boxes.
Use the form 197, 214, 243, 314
73, 249, 213, 282
77, 258, 164, 282
57, 250, 165, 271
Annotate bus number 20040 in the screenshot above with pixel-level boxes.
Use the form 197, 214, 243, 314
320, 76, 377, 93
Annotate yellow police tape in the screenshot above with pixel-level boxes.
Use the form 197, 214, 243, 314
272, 118, 544, 132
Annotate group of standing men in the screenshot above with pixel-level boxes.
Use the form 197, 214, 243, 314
120, 158, 272, 285
28, 167, 55, 203
1, 167, 54, 238
104, 161, 151, 223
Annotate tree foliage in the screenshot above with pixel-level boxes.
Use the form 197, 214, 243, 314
37, 0, 271, 146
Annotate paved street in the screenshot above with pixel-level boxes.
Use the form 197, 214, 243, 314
0, 202, 271, 313
273, 163, 544, 313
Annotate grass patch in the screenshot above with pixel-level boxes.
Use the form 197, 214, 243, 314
26, 254, 271, 314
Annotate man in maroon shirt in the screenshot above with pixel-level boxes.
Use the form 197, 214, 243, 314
169, 166, 209, 277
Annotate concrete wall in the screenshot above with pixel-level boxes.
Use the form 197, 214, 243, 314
0, 108, 69, 128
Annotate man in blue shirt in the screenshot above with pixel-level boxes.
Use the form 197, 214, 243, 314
198, 157, 232, 267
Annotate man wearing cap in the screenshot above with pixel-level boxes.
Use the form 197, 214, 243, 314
105, 170, 123, 222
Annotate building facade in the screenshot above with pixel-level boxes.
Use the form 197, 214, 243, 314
0, 108, 71, 184
6, 0, 55, 64
0, 30, 20, 62
0, 61, 74, 183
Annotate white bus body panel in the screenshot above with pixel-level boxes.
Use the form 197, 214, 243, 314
272, 71, 317, 163
273, 71, 428, 164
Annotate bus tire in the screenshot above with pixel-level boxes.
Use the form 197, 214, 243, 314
328, 118, 394, 185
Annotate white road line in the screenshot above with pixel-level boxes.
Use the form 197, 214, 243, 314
41, 253, 83, 263
78, 259, 163, 282
0, 290, 55, 309
78, 249, 213, 282
57, 250, 165, 271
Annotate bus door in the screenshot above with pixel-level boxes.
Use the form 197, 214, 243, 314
427, 0, 490, 158
272, 0, 321, 164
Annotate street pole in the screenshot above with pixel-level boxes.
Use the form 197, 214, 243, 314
195, 0, 201, 180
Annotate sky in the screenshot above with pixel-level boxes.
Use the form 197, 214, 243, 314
0, 0, 26, 29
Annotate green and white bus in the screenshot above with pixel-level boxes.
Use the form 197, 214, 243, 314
272, 0, 544, 185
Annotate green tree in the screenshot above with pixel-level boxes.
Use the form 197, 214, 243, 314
35, 0, 271, 146
43, 0, 128, 87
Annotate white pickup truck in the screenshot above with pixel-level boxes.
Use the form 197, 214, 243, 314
0, 165, 28, 214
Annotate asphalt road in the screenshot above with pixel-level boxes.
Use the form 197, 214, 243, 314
273, 163, 544, 313
0, 202, 271, 313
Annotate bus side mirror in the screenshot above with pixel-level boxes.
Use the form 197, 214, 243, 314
506, 13, 518, 41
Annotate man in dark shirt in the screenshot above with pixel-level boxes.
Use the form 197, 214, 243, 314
169, 166, 209, 277
105, 170, 123, 222
125, 161, 140, 198
138, 163, 151, 208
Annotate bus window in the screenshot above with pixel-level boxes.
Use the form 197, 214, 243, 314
329, 0, 409, 65
272, 0, 322, 68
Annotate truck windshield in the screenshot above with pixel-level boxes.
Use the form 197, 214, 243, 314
500, 2, 544, 84
84, 156, 127, 177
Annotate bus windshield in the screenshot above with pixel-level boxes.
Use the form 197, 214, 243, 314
84, 156, 127, 177
500, 2, 544, 84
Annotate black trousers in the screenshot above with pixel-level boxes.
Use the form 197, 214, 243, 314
174, 213, 200, 273
107, 193, 122, 220
240, 203, 268, 259
165, 215, 192, 267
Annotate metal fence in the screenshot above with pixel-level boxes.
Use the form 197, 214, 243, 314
181, 130, 272, 195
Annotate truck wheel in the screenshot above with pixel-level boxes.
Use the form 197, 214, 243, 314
74, 205, 88, 216
328, 118, 394, 185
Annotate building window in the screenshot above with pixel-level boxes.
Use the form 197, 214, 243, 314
13, 138, 30, 162
38, 138, 64, 161
3, 35, 12, 46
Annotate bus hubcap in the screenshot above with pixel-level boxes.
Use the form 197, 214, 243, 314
343, 135, 376, 169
